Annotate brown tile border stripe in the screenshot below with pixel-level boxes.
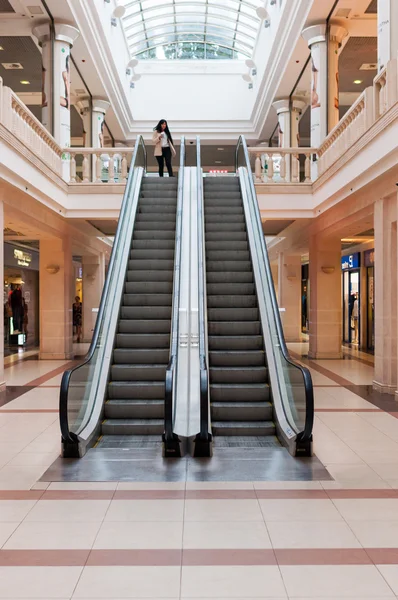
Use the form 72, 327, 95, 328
25, 361, 78, 388
87, 549, 182, 566
289, 351, 354, 387
4, 489, 398, 501
315, 408, 381, 413
3, 548, 398, 567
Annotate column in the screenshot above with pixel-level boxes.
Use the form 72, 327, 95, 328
33, 23, 79, 180
328, 22, 348, 132
76, 98, 91, 147
291, 97, 307, 146
378, 0, 398, 71
373, 196, 398, 394
0, 194, 5, 392
302, 24, 327, 178
278, 253, 301, 342
272, 99, 291, 181
308, 233, 342, 359
92, 98, 110, 181
82, 254, 105, 343
39, 238, 73, 359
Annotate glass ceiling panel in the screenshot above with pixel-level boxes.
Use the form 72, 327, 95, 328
121, 0, 262, 59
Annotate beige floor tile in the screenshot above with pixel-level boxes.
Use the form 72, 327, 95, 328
4, 521, 101, 549
94, 521, 184, 549
25, 500, 111, 522
0, 522, 19, 547
0, 500, 38, 522
377, 566, 398, 595
73, 566, 181, 598
116, 482, 185, 490
185, 482, 254, 490
253, 481, 323, 490
267, 520, 361, 549
324, 464, 388, 486
7, 452, 58, 467
348, 521, 398, 548
259, 499, 343, 522
281, 565, 394, 598
183, 520, 272, 549
185, 500, 263, 522
105, 499, 184, 522
0, 566, 83, 598
48, 482, 117, 491
181, 565, 287, 598
333, 499, 398, 521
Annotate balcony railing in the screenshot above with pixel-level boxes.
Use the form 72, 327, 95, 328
68, 149, 134, 184
249, 148, 315, 183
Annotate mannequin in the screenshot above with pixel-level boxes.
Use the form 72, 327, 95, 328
10, 285, 24, 334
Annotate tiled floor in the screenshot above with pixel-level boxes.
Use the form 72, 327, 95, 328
1, 346, 398, 597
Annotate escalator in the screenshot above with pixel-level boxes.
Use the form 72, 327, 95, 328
204, 176, 274, 438
102, 177, 177, 440
195, 136, 314, 457
60, 136, 183, 458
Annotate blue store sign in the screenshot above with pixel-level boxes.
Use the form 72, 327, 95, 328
341, 252, 360, 270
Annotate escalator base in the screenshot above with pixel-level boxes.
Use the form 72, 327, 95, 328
213, 436, 280, 448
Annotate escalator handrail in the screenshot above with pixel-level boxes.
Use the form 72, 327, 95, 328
196, 137, 210, 441
235, 136, 314, 442
60, 135, 147, 445
164, 137, 185, 442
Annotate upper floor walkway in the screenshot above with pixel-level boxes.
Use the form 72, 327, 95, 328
1, 55, 398, 222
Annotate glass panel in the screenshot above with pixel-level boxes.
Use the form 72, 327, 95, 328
65, 139, 146, 438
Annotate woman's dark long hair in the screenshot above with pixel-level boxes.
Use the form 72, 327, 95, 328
154, 119, 173, 145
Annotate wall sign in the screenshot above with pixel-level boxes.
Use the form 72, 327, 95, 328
341, 252, 360, 270
14, 249, 32, 267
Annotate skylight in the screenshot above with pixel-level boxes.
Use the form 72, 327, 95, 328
121, 0, 263, 59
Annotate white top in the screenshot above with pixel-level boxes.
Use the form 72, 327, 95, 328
160, 132, 169, 148
352, 299, 359, 318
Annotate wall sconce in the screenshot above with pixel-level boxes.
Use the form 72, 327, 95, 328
287, 275, 297, 281
321, 266, 335, 274
86, 274, 96, 282
126, 68, 132, 76
127, 59, 139, 69
113, 3, 126, 18
131, 74, 141, 83
111, 16, 117, 26
46, 265, 60, 275
242, 73, 252, 83
256, 6, 271, 27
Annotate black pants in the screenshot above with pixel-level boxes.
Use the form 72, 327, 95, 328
156, 147, 173, 177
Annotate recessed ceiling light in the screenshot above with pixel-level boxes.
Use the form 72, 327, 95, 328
20, 80, 30, 85
217, 147, 224, 151
215, 161, 222, 164
0, 46, 4, 51
353, 79, 362, 84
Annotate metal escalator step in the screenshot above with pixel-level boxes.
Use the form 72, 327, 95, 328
209, 350, 265, 367
113, 348, 169, 364
115, 332, 170, 347
125, 281, 173, 294
210, 383, 270, 402
206, 241, 249, 251
141, 190, 177, 198
207, 283, 254, 295
123, 293, 172, 306
210, 366, 268, 384
204, 193, 242, 200
134, 221, 176, 231
102, 418, 164, 436
205, 206, 244, 215
211, 401, 273, 421
134, 230, 175, 240
117, 321, 171, 335
208, 321, 261, 336
205, 222, 246, 232
206, 261, 253, 272
111, 364, 167, 382
205, 214, 245, 223
207, 271, 253, 284
138, 205, 177, 214
128, 259, 174, 271
127, 270, 174, 282
120, 306, 172, 320
207, 295, 257, 309
131, 240, 175, 251
206, 250, 250, 261
104, 399, 164, 419
208, 307, 259, 322
108, 381, 164, 399
130, 249, 175, 260
208, 335, 263, 350
211, 421, 275, 437
206, 232, 247, 242
213, 436, 280, 448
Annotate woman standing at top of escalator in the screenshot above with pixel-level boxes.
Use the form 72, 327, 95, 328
152, 119, 176, 178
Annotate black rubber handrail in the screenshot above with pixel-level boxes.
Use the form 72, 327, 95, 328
59, 136, 147, 450
194, 137, 211, 454
236, 137, 314, 448
163, 138, 185, 456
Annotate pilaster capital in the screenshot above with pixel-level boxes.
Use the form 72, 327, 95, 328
292, 96, 308, 114
272, 98, 290, 115
54, 23, 80, 47
76, 98, 90, 113
92, 98, 111, 115
329, 21, 348, 45
302, 23, 327, 48
32, 22, 51, 44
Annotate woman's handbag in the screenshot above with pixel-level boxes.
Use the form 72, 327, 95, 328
170, 142, 176, 158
